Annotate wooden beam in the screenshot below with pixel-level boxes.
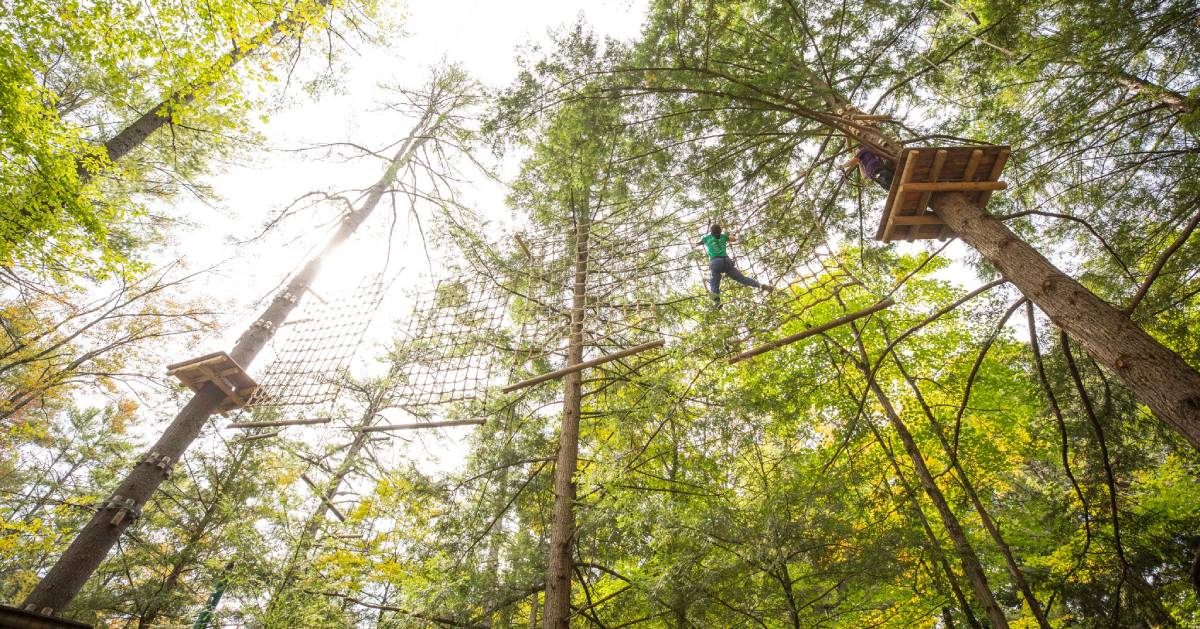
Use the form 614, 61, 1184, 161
199, 364, 244, 409
228, 417, 331, 429
898, 150, 919, 185
938, 148, 984, 240
899, 181, 1007, 193
963, 149, 984, 182
353, 418, 487, 433
165, 352, 227, 374
882, 151, 921, 242
235, 430, 280, 442
729, 299, 895, 364
892, 214, 943, 225
515, 233, 533, 261
502, 339, 665, 393
978, 148, 1011, 206
912, 149, 948, 229
909, 149, 948, 241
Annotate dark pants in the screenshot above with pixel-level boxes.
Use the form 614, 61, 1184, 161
709, 256, 759, 304
871, 167, 894, 191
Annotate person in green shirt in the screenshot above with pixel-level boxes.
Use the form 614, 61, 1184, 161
698, 224, 772, 306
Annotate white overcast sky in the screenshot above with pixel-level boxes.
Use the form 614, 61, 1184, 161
139, 1, 651, 463
169, 0, 650, 353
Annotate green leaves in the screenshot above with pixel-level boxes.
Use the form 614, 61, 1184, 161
1, 0, 379, 283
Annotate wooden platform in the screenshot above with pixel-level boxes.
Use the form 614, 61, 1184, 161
875, 145, 1010, 242
166, 352, 258, 414
0, 605, 91, 628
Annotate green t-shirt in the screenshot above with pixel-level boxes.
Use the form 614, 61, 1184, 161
700, 233, 728, 258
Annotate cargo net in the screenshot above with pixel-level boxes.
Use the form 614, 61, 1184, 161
694, 233, 867, 342
248, 274, 387, 408
380, 212, 684, 408
384, 276, 521, 409
375, 143, 890, 408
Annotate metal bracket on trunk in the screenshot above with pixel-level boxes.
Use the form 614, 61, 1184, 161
100, 495, 140, 527
138, 450, 175, 479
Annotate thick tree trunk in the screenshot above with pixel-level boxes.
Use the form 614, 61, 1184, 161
20, 386, 227, 616
542, 212, 590, 629
931, 192, 1200, 452
863, 376, 1010, 629
20, 128, 432, 616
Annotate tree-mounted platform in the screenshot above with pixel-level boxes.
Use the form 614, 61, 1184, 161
0, 604, 92, 628
875, 146, 1010, 242
166, 351, 258, 414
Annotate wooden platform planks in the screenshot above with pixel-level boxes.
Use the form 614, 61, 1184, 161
0, 604, 92, 628
166, 351, 258, 414
875, 145, 1010, 242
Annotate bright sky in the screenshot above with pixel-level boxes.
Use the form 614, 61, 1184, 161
149, 0, 650, 468
166, 0, 649, 345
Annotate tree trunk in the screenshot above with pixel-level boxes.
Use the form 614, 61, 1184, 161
542, 208, 590, 629
1106, 69, 1192, 115
487, 463, 512, 626
265, 404, 377, 617
91, 0, 333, 173
942, 606, 958, 629
20, 124, 434, 616
931, 192, 1200, 452
863, 375, 1010, 629
892, 355, 1050, 628
860, 413, 983, 629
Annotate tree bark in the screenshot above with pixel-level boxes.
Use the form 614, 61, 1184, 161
1107, 69, 1193, 115
20, 120, 435, 616
542, 207, 590, 629
861, 413, 983, 629
931, 192, 1200, 452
